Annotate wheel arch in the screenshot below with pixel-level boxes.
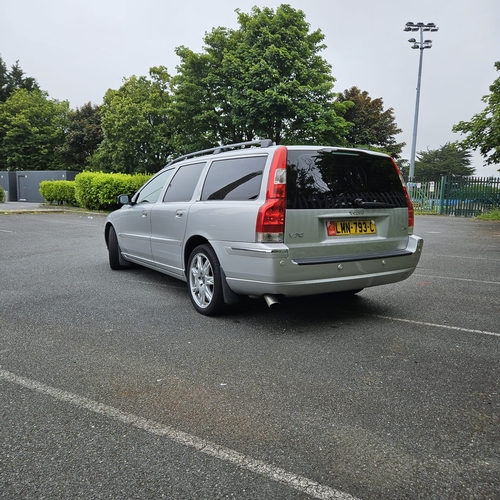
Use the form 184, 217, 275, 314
183, 235, 210, 278
104, 222, 112, 249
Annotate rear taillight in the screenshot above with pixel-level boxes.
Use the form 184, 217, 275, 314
404, 188, 415, 234
392, 159, 414, 235
256, 146, 287, 242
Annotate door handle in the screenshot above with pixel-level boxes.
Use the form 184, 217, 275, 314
142, 211, 148, 218
176, 210, 186, 218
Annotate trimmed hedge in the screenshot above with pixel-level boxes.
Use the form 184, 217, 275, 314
74, 172, 151, 210
0, 185, 4, 203
39, 180, 77, 205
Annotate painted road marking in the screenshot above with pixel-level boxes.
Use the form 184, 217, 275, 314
370, 315, 500, 338
0, 369, 360, 500
413, 273, 500, 285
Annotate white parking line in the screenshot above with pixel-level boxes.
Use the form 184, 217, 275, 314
0, 368, 360, 500
413, 273, 500, 285
425, 254, 500, 262
371, 315, 500, 338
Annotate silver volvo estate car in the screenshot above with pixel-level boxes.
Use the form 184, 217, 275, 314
105, 140, 423, 315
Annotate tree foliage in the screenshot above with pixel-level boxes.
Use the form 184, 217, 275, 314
414, 142, 475, 181
0, 55, 39, 102
173, 4, 350, 148
59, 102, 103, 171
452, 62, 500, 170
336, 86, 405, 158
95, 67, 175, 173
0, 89, 69, 170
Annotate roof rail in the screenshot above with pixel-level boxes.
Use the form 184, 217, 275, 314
166, 139, 273, 166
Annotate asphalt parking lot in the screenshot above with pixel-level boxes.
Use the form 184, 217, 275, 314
0, 211, 499, 499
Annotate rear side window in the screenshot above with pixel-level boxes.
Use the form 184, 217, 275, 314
201, 156, 267, 201
286, 150, 406, 209
163, 162, 205, 202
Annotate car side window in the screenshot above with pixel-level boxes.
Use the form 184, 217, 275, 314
201, 156, 267, 201
163, 162, 205, 202
136, 169, 174, 204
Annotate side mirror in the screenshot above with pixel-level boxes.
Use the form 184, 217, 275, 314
118, 194, 132, 205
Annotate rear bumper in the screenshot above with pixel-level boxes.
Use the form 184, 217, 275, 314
216, 235, 424, 297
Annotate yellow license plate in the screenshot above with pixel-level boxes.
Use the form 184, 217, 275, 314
327, 220, 377, 236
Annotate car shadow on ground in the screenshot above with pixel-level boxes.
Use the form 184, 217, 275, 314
106, 262, 395, 333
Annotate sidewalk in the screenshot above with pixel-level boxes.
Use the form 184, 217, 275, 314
0, 201, 47, 212
1, 201, 66, 212
0, 201, 103, 215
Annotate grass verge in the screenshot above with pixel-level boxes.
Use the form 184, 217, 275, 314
475, 209, 500, 221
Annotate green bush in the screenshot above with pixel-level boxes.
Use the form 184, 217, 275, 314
0, 185, 4, 203
74, 172, 151, 210
39, 180, 77, 205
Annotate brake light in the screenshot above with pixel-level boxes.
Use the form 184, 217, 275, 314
404, 187, 415, 234
256, 146, 287, 242
392, 159, 414, 235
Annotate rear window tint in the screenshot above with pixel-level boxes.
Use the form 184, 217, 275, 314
163, 162, 205, 202
201, 156, 267, 201
286, 150, 406, 209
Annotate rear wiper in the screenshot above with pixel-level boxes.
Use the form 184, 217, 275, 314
353, 198, 395, 209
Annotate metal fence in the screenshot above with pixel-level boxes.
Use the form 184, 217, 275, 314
407, 176, 500, 217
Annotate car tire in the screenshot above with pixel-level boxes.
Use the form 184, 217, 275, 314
108, 225, 130, 270
187, 244, 226, 315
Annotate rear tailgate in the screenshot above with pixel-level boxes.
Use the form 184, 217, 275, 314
284, 148, 411, 261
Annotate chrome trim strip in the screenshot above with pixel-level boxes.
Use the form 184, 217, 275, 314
228, 246, 289, 255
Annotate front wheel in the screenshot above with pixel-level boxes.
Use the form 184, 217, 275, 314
187, 244, 226, 315
108, 225, 130, 270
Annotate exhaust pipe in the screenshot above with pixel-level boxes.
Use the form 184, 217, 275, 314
264, 294, 281, 308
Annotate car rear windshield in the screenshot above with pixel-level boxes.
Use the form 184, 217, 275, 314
286, 149, 407, 210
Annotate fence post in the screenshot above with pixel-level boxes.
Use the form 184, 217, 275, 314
439, 176, 447, 215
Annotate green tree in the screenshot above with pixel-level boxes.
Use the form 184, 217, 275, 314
452, 62, 500, 170
0, 55, 39, 102
95, 67, 174, 173
59, 102, 103, 171
0, 89, 69, 170
414, 142, 475, 181
173, 4, 350, 147
335, 86, 405, 158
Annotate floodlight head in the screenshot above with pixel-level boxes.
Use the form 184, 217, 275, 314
411, 44, 419, 49
408, 38, 416, 43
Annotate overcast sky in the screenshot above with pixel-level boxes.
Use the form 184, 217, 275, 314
1, 0, 499, 176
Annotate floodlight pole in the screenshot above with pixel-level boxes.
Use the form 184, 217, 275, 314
404, 22, 439, 181
410, 40, 424, 182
